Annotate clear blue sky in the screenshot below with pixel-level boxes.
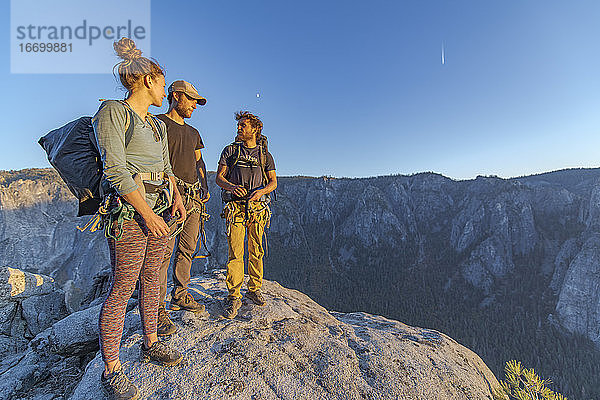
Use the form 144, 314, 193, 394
1, 0, 599, 179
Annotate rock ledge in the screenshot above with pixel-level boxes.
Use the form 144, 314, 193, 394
70, 271, 499, 400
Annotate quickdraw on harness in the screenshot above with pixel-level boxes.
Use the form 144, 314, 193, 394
78, 172, 178, 240
77, 193, 135, 240
151, 180, 186, 240
220, 199, 272, 256
176, 177, 203, 204
192, 199, 211, 259
175, 178, 212, 260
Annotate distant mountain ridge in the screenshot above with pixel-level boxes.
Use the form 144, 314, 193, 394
1, 167, 599, 399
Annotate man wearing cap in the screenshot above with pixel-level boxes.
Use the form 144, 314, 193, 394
156, 80, 209, 336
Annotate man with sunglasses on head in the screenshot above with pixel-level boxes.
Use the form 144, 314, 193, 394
156, 80, 210, 335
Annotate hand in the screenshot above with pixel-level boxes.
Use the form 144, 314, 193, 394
172, 195, 187, 223
249, 189, 265, 202
143, 211, 170, 237
201, 190, 210, 203
231, 185, 248, 198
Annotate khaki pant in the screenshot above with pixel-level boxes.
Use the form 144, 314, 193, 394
224, 201, 269, 299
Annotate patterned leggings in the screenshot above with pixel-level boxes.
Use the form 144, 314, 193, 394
99, 215, 168, 363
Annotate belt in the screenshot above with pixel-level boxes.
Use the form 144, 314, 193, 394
137, 171, 165, 181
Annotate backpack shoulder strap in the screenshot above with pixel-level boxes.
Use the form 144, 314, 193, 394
147, 114, 165, 140
143, 113, 165, 143
230, 141, 242, 168
124, 110, 135, 148
117, 100, 136, 148
258, 144, 268, 185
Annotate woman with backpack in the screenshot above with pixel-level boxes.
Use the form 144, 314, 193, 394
92, 37, 187, 400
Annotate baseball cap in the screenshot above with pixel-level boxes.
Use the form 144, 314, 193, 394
168, 80, 207, 105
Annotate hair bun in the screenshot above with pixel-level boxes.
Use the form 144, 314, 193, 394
113, 37, 142, 61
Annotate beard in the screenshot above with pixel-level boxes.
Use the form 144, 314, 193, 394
237, 130, 255, 142
174, 102, 192, 119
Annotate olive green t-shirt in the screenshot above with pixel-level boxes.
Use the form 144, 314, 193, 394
92, 100, 173, 208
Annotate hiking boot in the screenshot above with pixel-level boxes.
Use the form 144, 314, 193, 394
246, 289, 266, 306
100, 368, 139, 400
141, 341, 183, 366
223, 297, 242, 319
157, 305, 177, 336
170, 291, 205, 313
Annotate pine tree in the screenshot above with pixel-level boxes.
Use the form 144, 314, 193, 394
493, 360, 567, 400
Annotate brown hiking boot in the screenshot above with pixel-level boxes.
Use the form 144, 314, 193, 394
100, 368, 139, 400
223, 297, 242, 319
246, 289, 266, 306
157, 305, 176, 336
170, 291, 205, 313
141, 341, 183, 366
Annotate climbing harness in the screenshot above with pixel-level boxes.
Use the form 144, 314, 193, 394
220, 199, 271, 256
77, 193, 135, 240
191, 199, 212, 259
78, 175, 176, 240
174, 178, 212, 259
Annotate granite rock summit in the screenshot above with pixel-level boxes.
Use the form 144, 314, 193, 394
7, 269, 497, 400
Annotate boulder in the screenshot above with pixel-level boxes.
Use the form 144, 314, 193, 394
0, 300, 139, 400
0, 267, 56, 301
22, 291, 68, 337
0, 266, 68, 358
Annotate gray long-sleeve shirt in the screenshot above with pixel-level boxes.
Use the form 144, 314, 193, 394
92, 100, 174, 208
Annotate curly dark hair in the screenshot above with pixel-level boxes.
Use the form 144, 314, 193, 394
235, 111, 263, 135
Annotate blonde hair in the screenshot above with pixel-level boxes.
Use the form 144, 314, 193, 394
113, 37, 164, 92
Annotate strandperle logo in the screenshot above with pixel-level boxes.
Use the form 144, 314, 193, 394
11, 0, 151, 74
15, 20, 146, 46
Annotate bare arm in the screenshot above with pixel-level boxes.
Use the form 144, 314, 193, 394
195, 149, 210, 202
216, 164, 248, 198
169, 175, 186, 222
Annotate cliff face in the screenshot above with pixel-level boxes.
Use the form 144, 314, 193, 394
0, 169, 108, 311
2, 167, 600, 397
264, 172, 598, 348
